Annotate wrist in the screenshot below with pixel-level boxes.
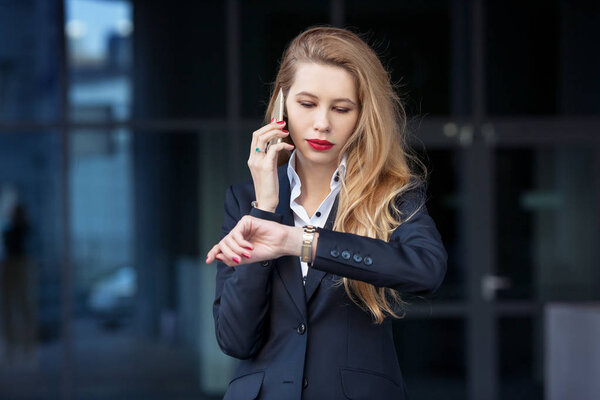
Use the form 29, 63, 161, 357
253, 200, 277, 213
283, 226, 304, 257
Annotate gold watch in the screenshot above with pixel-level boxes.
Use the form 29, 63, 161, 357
301, 225, 317, 264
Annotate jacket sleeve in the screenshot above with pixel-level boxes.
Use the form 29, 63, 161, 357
212, 185, 283, 360
311, 187, 447, 295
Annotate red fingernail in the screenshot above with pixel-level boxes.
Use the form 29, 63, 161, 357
270, 117, 275, 123
244, 246, 253, 250
282, 130, 288, 133
242, 252, 251, 259
277, 120, 285, 125
233, 256, 241, 263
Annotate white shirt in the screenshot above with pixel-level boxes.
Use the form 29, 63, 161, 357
287, 150, 347, 285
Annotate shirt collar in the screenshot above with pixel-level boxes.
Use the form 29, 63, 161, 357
287, 150, 347, 191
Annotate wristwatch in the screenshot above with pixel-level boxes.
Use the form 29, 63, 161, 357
301, 225, 317, 264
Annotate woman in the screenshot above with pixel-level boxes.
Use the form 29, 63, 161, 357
206, 26, 447, 400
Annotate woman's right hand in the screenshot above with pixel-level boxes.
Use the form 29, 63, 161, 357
247, 118, 295, 212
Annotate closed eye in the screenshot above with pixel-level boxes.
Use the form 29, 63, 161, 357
298, 102, 351, 113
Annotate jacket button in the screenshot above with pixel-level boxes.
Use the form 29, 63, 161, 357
363, 256, 373, 266
303, 377, 308, 389
330, 249, 340, 258
352, 254, 363, 263
297, 323, 306, 335
341, 250, 351, 260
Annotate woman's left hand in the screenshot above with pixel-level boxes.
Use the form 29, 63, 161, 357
206, 216, 301, 267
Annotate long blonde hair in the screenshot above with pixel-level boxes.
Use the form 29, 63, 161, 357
265, 26, 427, 324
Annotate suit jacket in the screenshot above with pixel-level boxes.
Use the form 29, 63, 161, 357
213, 164, 447, 400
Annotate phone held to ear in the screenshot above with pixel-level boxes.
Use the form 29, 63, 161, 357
266, 88, 285, 153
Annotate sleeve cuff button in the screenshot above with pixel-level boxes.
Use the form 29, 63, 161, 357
341, 250, 351, 260
330, 249, 340, 258
363, 256, 373, 266
353, 254, 363, 263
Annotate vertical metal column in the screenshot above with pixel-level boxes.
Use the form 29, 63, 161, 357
465, 0, 498, 399
57, 0, 73, 399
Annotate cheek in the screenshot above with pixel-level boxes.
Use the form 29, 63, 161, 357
337, 116, 358, 141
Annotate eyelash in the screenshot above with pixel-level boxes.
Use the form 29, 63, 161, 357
299, 102, 350, 113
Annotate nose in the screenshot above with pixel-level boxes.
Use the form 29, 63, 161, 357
312, 107, 331, 133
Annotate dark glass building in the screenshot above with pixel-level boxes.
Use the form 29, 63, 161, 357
0, 1, 599, 399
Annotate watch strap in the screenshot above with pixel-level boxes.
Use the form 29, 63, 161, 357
301, 225, 317, 263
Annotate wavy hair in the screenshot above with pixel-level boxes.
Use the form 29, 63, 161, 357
264, 26, 427, 324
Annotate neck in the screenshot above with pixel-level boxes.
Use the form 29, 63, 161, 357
295, 154, 337, 204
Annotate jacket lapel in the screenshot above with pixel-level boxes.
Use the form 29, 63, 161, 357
304, 196, 339, 303
274, 166, 307, 319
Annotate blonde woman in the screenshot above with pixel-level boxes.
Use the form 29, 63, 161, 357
206, 26, 447, 400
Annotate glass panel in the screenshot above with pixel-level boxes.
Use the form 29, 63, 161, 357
0, 1, 60, 122
394, 318, 466, 399
69, 129, 242, 397
131, 2, 227, 120
415, 148, 463, 300
66, 0, 133, 122
0, 132, 62, 399
486, 0, 558, 115
346, 0, 451, 116
240, 0, 330, 118
557, 2, 600, 115
498, 317, 543, 400
496, 147, 600, 301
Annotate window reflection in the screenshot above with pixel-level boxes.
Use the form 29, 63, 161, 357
0, 1, 60, 122
66, 0, 132, 121
0, 132, 62, 398
496, 147, 600, 301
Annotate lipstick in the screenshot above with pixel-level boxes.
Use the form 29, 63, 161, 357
306, 139, 333, 151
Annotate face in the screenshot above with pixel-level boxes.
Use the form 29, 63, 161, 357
285, 62, 359, 170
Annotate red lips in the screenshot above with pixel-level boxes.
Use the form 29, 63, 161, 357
306, 139, 334, 151
307, 139, 333, 145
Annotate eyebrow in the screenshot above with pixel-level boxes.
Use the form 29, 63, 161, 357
295, 91, 357, 106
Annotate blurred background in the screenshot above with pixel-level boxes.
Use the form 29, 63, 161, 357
0, 0, 599, 399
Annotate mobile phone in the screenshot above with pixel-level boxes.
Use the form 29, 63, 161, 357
266, 88, 285, 153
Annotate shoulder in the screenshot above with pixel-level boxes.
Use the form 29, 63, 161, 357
393, 180, 428, 220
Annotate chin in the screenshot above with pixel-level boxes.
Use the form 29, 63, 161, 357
297, 147, 339, 165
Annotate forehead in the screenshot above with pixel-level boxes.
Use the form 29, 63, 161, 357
291, 62, 357, 100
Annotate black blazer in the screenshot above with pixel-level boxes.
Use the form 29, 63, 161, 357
213, 164, 447, 400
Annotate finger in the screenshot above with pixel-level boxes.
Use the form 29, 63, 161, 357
231, 229, 254, 255
215, 253, 233, 267
205, 244, 221, 264
223, 234, 251, 260
265, 141, 295, 162
251, 129, 288, 156
250, 119, 284, 149
219, 239, 243, 265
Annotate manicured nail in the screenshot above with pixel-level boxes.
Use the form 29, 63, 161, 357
244, 246, 253, 250
233, 256, 241, 263
282, 130, 288, 133
270, 117, 275, 123
277, 120, 285, 125
242, 252, 251, 259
